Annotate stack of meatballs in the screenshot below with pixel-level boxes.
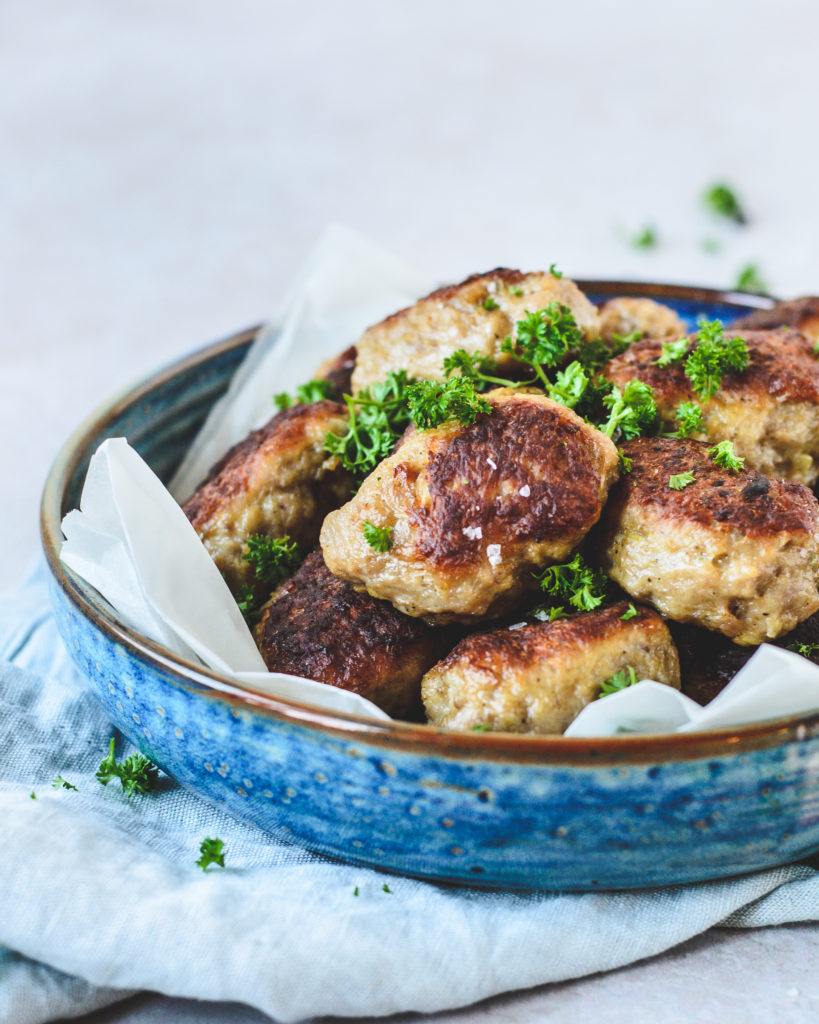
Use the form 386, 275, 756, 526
182, 272, 819, 734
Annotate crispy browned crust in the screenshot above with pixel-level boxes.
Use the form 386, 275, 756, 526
605, 329, 819, 407
375, 268, 527, 330
407, 392, 615, 567
316, 344, 357, 397
183, 401, 346, 531
732, 297, 819, 335
431, 602, 666, 676
609, 437, 818, 537
254, 551, 450, 717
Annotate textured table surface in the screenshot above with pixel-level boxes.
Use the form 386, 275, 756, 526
4, 1, 818, 1021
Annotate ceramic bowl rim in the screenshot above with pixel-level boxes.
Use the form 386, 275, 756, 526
40, 280, 819, 765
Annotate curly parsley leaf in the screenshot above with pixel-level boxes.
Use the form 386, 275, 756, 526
672, 401, 704, 438
600, 379, 658, 440
618, 449, 633, 474
735, 264, 768, 295
669, 470, 696, 490
788, 641, 819, 659
549, 263, 563, 278
324, 371, 412, 478
655, 337, 690, 367
599, 666, 638, 697
237, 585, 262, 627
546, 361, 590, 410
708, 439, 745, 472
96, 737, 160, 797
197, 837, 226, 871
482, 295, 499, 311
363, 521, 393, 552
501, 303, 583, 385
530, 604, 567, 622
244, 535, 300, 586
536, 553, 608, 613
620, 603, 638, 621
684, 320, 749, 400
274, 379, 334, 410
52, 775, 78, 792
405, 376, 491, 430
703, 183, 746, 224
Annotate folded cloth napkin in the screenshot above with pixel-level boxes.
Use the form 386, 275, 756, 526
1, 566, 817, 1024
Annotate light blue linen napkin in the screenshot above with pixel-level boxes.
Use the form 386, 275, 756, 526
1, 565, 817, 1024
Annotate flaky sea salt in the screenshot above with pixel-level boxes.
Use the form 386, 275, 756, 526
462, 525, 483, 541
486, 457, 497, 471
519, 484, 531, 497
508, 622, 527, 631
486, 543, 502, 567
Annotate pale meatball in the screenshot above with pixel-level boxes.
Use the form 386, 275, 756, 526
599, 438, 819, 645
320, 389, 619, 624
733, 296, 819, 345
351, 269, 600, 393
255, 552, 451, 718
183, 402, 354, 594
605, 329, 819, 485
314, 344, 357, 398
422, 603, 680, 734
598, 297, 686, 341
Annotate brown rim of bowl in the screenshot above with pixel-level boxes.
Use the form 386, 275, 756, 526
40, 281, 819, 765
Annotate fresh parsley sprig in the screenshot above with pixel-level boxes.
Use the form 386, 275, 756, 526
96, 737, 160, 797
708, 439, 745, 472
442, 349, 530, 392
600, 380, 658, 440
197, 837, 226, 871
274, 379, 334, 411
672, 401, 704, 439
501, 303, 583, 386
599, 666, 638, 697
405, 376, 492, 429
683, 320, 749, 400
535, 553, 608, 613
324, 370, 412, 478
703, 183, 746, 224
244, 535, 300, 586
363, 521, 393, 552
655, 337, 690, 367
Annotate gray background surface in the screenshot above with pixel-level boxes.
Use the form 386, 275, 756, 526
4, 1, 818, 1020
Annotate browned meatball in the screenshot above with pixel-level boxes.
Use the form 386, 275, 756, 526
732, 297, 819, 344
605, 329, 819, 484
183, 402, 354, 594
320, 389, 619, 624
255, 551, 450, 717
351, 269, 600, 392
599, 437, 819, 645
422, 603, 680, 734
598, 297, 685, 342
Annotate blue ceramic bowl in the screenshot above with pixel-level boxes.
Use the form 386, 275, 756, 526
41, 282, 819, 890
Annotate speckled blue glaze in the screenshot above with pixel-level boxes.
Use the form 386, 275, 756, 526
42, 285, 819, 889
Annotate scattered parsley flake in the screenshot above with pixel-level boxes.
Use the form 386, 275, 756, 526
631, 226, 657, 249
708, 439, 745, 472
735, 264, 768, 295
618, 450, 633, 474
599, 666, 639, 697
656, 337, 690, 367
482, 296, 499, 311
197, 837, 226, 870
243, 534, 300, 586
788, 641, 819, 659
536, 553, 607, 613
673, 401, 704, 439
703, 183, 746, 224
237, 585, 262, 626
669, 470, 696, 490
620, 603, 638, 621
324, 370, 412, 478
405, 376, 491, 429
549, 263, 563, 278
509, 285, 524, 297
52, 775, 78, 792
702, 237, 721, 255
30, 791, 37, 800
684, 320, 749, 400
382, 883, 393, 894
363, 521, 393, 552
813, 341, 819, 357
600, 379, 657, 440
353, 886, 360, 896
96, 737, 160, 796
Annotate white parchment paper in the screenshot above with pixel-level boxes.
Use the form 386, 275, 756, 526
60, 227, 819, 734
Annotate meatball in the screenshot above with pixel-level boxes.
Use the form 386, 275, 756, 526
422, 603, 680, 734
598, 297, 686, 342
315, 344, 357, 398
183, 401, 354, 594
351, 269, 600, 393
320, 389, 619, 624
732, 296, 819, 344
599, 437, 819, 645
605, 329, 819, 484
255, 552, 448, 718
